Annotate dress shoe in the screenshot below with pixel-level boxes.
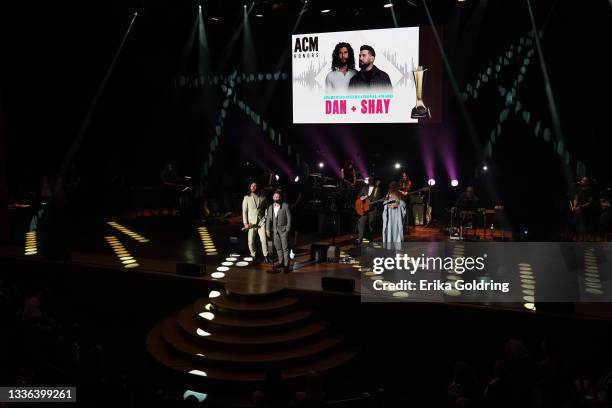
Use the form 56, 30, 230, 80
283, 265, 291, 273
265, 255, 272, 264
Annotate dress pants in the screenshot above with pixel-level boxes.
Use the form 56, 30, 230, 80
248, 226, 268, 257
273, 230, 290, 266
358, 209, 379, 240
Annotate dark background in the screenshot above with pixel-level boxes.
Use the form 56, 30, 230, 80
1, 0, 610, 238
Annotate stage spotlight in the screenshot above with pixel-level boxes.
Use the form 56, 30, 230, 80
428, 179, 436, 186
482, 165, 488, 171
255, 14, 263, 17
198, 5, 201, 10
318, 162, 324, 168
451, 179, 459, 187
365, 177, 369, 185
275, 174, 280, 181
321, 9, 331, 13
294, 176, 300, 182
394, 163, 401, 169
210, 17, 220, 21
384, 2, 393, 7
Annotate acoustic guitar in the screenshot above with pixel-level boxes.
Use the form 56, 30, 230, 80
354, 186, 430, 216
354, 197, 386, 216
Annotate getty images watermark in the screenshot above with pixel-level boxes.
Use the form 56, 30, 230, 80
370, 252, 510, 294
360, 242, 612, 303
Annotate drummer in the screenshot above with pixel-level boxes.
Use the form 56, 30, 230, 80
340, 160, 356, 188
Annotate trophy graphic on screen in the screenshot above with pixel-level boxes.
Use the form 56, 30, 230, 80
411, 66, 431, 119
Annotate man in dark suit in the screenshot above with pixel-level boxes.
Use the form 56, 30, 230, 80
356, 177, 382, 244
266, 190, 292, 272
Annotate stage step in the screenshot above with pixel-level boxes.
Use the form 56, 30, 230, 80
208, 293, 300, 314
161, 317, 343, 364
193, 298, 313, 329
147, 323, 358, 382
224, 283, 286, 301
176, 307, 328, 346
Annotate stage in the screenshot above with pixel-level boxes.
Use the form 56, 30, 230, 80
1, 212, 508, 294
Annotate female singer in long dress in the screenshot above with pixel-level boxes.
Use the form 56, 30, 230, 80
382, 182, 406, 250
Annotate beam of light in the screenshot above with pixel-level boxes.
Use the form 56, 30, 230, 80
60, 12, 138, 177
305, 128, 341, 177
197, 6, 211, 74
232, 125, 293, 178
260, 0, 308, 109
451, 179, 459, 187
331, 127, 368, 180
242, 2, 258, 74
417, 127, 435, 182
435, 128, 458, 182
526, 0, 574, 190
387, 2, 399, 27
421, 0, 501, 207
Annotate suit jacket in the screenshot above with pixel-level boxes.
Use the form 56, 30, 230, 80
266, 202, 292, 234
242, 193, 267, 226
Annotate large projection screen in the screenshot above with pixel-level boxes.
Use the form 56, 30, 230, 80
292, 27, 440, 124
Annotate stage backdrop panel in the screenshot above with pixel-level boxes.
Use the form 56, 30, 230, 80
292, 27, 436, 124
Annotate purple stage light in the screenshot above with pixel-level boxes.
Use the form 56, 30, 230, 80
331, 127, 368, 179
451, 179, 459, 187
428, 178, 436, 186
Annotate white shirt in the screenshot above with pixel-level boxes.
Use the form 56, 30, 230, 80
273, 202, 280, 218
368, 186, 374, 196
325, 69, 357, 92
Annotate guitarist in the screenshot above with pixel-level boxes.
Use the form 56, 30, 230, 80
356, 177, 382, 245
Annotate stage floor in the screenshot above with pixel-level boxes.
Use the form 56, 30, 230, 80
3, 214, 612, 321
0, 213, 501, 292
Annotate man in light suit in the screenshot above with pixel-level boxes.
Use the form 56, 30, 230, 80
266, 190, 292, 273
242, 181, 270, 262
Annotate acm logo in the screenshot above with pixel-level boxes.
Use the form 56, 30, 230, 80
293, 36, 319, 58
